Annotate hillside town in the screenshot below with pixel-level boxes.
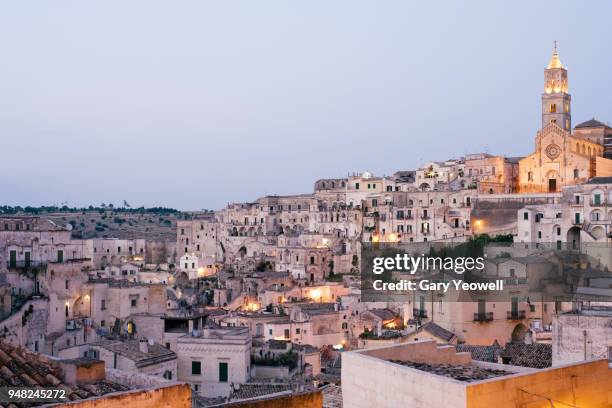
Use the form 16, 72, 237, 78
1, 46, 611, 408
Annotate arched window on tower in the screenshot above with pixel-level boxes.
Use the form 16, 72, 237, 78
549, 103, 557, 113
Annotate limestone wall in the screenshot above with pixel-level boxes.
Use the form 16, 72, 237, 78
217, 390, 323, 408
552, 313, 612, 365
342, 342, 467, 408
55, 383, 191, 408
595, 156, 612, 177
466, 359, 612, 408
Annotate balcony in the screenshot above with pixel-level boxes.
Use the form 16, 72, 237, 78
473, 312, 494, 322
413, 308, 427, 319
507, 310, 526, 320
6, 260, 44, 270
66, 318, 85, 331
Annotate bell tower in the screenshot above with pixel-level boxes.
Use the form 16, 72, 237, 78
542, 42, 571, 131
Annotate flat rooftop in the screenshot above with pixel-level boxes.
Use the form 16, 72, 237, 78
388, 360, 512, 382
563, 305, 612, 317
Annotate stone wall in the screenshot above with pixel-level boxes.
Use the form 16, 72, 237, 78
0, 297, 48, 349
217, 390, 323, 408
595, 156, 612, 177
55, 383, 191, 408
106, 368, 173, 388
552, 313, 612, 365
342, 341, 468, 408
466, 359, 612, 408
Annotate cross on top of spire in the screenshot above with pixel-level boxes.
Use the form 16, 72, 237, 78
547, 41, 563, 69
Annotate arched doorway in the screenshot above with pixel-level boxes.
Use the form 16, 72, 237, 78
126, 321, 136, 336
511, 323, 528, 343
238, 246, 247, 259
567, 226, 581, 250
419, 183, 431, 192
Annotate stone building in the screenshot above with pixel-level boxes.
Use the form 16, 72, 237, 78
92, 238, 145, 269
518, 45, 612, 193
415, 160, 464, 192
176, 214, 219, 259
552, 305, 612, 366
464, 153, 520, 194
1, 217, 93, 271
361, 190, 475, 243
574, 118, 612, 159
517, 178, 612, 253
176, 325, 251, 398
342, 340, 612, 408
0, 340, 191, 408
88, 337, 178, 380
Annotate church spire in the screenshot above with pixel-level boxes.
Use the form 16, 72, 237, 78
547, 41, 563, 69
542, 42, 571, 130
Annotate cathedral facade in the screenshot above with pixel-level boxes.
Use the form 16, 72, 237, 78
518, 45, 612, 193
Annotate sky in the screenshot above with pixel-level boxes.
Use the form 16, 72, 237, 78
1, 1, 611, 211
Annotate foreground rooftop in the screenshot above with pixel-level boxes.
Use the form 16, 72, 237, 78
388, 360, 511, 382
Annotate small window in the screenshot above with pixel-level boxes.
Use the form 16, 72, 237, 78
192, 361, 201, 375
219, 362, 228, 382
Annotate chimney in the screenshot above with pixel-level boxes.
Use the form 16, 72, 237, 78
139, 338, 148, 354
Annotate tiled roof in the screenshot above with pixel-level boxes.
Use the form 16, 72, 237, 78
420, 322, 456, 343
0, 341, 129, 406
456, 343, 502, 363
575, 118, 609, 129
268, 340, 290, 350
90, 338, 176, 367
229, 382, 292, 401
388, 360, 511, 382
367, 308, 397, 321
500, 342, 552, 369
456, 342, 551, 369
298, 303, 339, 316
587, 177, 612, 185
322, 384, 343, 408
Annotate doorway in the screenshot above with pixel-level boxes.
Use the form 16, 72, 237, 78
548, 178, 557, 192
